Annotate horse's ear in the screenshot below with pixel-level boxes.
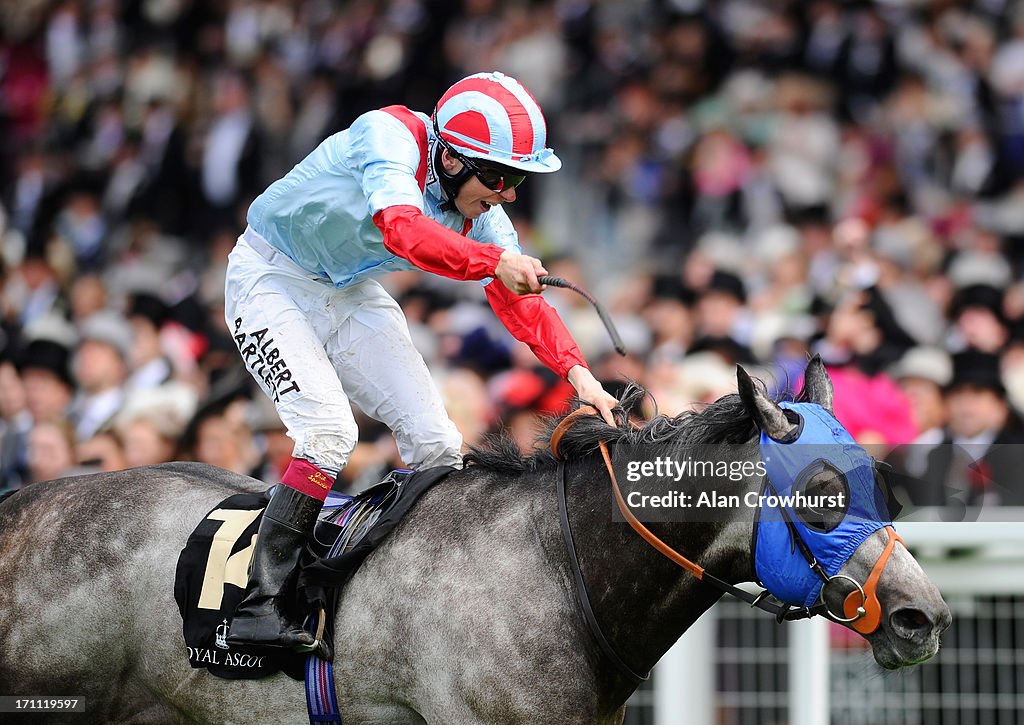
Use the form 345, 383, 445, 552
737, 365, 798, 440
802, 354, 834, 414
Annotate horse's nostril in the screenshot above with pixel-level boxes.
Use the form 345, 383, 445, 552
936, 607, 952, 636
891, 608, 931, 637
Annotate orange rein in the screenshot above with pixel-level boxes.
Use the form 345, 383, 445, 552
549, 406, 707, 581
549, 405, 901, 635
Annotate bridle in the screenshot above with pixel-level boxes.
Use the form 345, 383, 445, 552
551, 406, 905, 683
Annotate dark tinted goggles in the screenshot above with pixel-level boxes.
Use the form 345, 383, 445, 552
461, 155, 527, 192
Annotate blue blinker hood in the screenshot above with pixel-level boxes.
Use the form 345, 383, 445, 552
754, 402, 891, 608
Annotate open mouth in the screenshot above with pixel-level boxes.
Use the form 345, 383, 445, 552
481, 201, 492, 212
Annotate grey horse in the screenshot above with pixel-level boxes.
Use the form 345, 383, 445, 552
0, 360, 949, 724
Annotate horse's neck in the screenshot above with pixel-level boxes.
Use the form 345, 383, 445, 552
564, 448, 757, 678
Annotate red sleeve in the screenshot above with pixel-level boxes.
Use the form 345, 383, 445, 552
373, 205, 505, 281
485, 279, 588, 379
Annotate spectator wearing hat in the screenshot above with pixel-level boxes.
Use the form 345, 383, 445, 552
488, 367, 573, 455
8, 303, 80, 490
690, 269, 756, 364
113, 383, 197, 468
948, 284, 1009, 355
920, 350, 1024, 507
644, 277, 696, 367
17, 338, 75, 425
885, 347, 953, 502
125, 292, 174, 393
3, 251, 64, 331
890, 347, 953, 447
69, 310, 133, 441
491, 373, 547, 455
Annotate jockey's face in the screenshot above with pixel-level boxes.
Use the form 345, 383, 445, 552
440, 150, 517, 219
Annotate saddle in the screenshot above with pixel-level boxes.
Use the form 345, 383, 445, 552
174, 467, 453, 680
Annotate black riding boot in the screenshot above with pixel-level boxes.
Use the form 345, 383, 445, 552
227, 485, 321, 652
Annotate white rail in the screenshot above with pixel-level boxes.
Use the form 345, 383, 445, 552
643, 513, 1024, 725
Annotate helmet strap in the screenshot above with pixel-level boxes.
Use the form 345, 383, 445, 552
433, 142, 475, 212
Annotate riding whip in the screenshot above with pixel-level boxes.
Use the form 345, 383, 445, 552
538, 276, 626, 356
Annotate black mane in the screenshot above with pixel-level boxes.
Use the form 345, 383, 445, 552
464, 382, 762, 474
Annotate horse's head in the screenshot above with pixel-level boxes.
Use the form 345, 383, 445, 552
737, 356, 951, 669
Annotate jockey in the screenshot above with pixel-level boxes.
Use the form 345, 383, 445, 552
224, 71, 617, 653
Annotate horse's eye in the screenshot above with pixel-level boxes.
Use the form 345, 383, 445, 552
794, 461, 849, 532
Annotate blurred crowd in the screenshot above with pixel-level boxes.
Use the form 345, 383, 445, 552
1, 0, 1024, 506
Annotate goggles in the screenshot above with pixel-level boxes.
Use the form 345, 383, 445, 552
458, 155, 527, 193
433, 119, 528, 192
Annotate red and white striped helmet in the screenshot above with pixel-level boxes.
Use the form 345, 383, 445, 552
433, 71, 561, 173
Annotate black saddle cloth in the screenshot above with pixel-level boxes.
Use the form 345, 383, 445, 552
174, 466, 453, 680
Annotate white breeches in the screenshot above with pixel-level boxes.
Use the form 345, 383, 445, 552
223, 228, 463, 474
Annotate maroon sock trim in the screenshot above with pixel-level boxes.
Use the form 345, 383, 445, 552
279, 458, 334, 501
